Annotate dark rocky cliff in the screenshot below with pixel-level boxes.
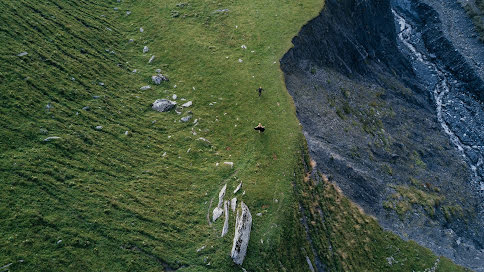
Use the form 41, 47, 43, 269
282, 0, 484, 270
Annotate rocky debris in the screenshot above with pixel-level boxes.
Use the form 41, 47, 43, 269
234, 182, 242, 194
256, 213, 262, 217
132, 69, 137, 73
197, 137, 211, 144
222, 200, 229, 237
139, 27, 144, 32
224, 161, 234, 168
181, 115, 192, 122
172, 94, 177, 100
124, 131, 129, 136
17, 52, 28, 57
238, 59, 243, 63
196, 245, 206, 252
129, 39, 134, 43
143, 46, 149, 53
140, 85, 151, 90
152, 74, 168, 84
181, 101, 192, 107
126, 11, 131, 15
148, 55, 155, 63
231, 197, 237, 212
241, 44, 247, 49
231, 202, 252, 265
82, 106, 90, 111
152, 99, 176, 112
95, 126, 103, 130
43, 136, 61, 142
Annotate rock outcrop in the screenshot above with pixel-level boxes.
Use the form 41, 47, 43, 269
152, 99, 176, 112
221, 200, 229, 237
212, 184, 226, 222
230, 201, 252, 265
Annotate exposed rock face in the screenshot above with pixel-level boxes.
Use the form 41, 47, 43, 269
221, 200, 229, 237
281, 0, 484, 270
231, 202, 252, 265
231, 197, 237, 212
152, 99, 176, 112
212, 184, 227, 222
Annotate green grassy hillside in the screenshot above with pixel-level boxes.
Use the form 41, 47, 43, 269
0, 0, 469, 271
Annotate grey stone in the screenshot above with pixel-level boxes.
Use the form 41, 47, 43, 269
172, 94, 177, 100
140, 85, 151, 90
43, 137, 61, 142
148, 55, 155, 63
95, 126, 103, 130
234, 182, 242, 194
222, 200, 229, 237
139, 27, 144, 32
17, 52, 28, 57
126, 11, 131, 15
143, 46, 149, 53
181, 101, 192, 107
152, 74, 168, 84
155, 69, 162, 73
181, 115, 192, 122
82, 106, 90, 111
231, 197, 237, 212
212, 207, 223, 222
231, 202, 252, 265
152, 99, 176, 112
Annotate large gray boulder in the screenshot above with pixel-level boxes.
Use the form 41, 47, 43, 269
152, 99, 176, 112
152, 74, 168, 85
231, 202, 252, 265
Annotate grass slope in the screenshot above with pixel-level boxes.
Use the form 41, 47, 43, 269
0, 0, 468, 271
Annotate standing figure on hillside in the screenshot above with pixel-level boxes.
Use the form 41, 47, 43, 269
254, 123, 265, 133
258, 86, 264, 97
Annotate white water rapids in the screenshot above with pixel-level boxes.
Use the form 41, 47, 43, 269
393, 9, 484, 192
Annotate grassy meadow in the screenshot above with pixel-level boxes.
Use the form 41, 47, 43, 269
0, 0, 468, 271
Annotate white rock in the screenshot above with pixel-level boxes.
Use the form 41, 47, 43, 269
172, 94, 177, 100
95, 126, 103, 130
43, 136, 61, 142
182, 101, 192, 107
143, 46, 149, 53
212, 207, 223, 222
231, 197, 237, 212
234, 182, 242, 194
152, 99, 176, 112
152, 74, 168, 84
140, 85, 151, 90
17, 52, 28, 57
241, 45, 247, 49
139, 27, 144, 32
217, 184, 227, 208
238, 59, 243, 63
231, 202, 252, 265
222, 200, 229, 237
224, 162, 234, 168
256, 213, 262, 217
148, 55, 155, 63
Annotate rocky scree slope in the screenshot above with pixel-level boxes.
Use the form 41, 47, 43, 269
282, 0, 484, 270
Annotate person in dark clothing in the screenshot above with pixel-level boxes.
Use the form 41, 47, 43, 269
254, 123, 265, 133
258, 86, 263, 97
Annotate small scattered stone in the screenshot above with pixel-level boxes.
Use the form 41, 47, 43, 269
98, 82, 105, 86
126, 11, 131, 15
132, 69, 137, 73
241, 44, 247, 49
152, 99, 176, 112
238, 59, 243, 63
124, 131, 129, 136
224, 161, 234, 168
148, 55, 155, 63
181, 101, 192, 107
152, 74, 168, 84
234, 182, 242, 194
172, 94, 177, 100
139, 27, 144, 32
95, 126, 103, 130
82, 106, 90, 111
143, 46, 149, 53
140, 85, 151, 90
196, 245, 206, 252
56, 239, 63, 244
155, 69, 162, 73
129, 39, 134, 43
256, 213, 262, 217
17, 52, 28, 57
181, 116, 192, 122
114, 7, 119, 11
43, 137, 61, 142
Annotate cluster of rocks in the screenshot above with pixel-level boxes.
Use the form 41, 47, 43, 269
210, 182, 251, 265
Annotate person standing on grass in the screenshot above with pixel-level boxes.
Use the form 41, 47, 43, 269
254, 123, 265, 133
258, 86, 264, 97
